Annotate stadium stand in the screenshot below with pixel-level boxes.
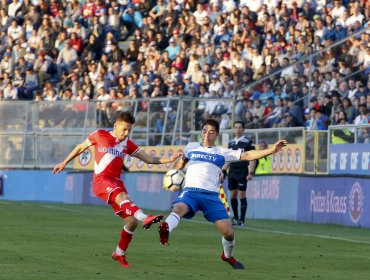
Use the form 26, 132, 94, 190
0, 0, 369, 133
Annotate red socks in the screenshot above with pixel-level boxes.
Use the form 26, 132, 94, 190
120, 200, 140, 217
118, 226, 133, 251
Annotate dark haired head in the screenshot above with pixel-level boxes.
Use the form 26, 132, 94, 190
115, 111, 135, 124
203, 118, 220, 133
233, 120, 245, 129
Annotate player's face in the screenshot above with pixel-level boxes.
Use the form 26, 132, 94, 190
233, 123, 244, 137
201, 125, 218, 146
113, 121, 133, 141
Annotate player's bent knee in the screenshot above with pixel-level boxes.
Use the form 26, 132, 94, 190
124, 216, 138, 230
172, 202, 188, 217
112, 190, 129, 205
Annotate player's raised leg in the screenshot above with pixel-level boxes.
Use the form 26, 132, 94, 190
114, 191, 163, 229
159, 202, 188, 245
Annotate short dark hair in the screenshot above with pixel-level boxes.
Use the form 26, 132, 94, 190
233, 120, 245, 129
115, 111, 135, 124
203, 118, 220, 133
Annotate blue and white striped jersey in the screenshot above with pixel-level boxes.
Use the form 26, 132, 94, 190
183, 142, 242, 192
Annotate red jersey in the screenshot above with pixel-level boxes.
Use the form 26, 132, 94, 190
87, 130, 140, 179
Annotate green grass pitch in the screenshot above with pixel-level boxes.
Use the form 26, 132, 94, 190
1, 201, 369, 280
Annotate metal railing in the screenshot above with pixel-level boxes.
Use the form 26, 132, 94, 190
1, 99, 369, 173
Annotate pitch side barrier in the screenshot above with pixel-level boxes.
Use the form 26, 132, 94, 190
1, 169, 369, 228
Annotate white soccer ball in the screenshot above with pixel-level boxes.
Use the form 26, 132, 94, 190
162, 169, 185, 192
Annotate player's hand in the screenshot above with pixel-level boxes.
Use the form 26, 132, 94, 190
169, 151, 184, 162
220, 172, 226, 183
246, 174, 253, 181
271, 140, 288, 153
52, 162, 66, 174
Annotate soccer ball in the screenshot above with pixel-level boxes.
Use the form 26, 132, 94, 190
162, 169, 185, 192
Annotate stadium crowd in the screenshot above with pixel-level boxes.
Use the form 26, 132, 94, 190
0, 0, 369, 133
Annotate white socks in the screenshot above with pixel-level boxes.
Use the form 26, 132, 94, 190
165, 212, 181, 232
222, 236, 235, 258
115, 246, 125, 256
133, 210, 147, 221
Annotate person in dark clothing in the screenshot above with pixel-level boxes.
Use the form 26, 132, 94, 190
220, 121, 256, 227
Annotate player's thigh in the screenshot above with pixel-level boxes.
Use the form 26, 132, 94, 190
202, 193, 230, 223
93, 177, 127, 204
173, 190, 199, 219
93, 177, 128, 215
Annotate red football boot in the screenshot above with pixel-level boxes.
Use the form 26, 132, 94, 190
158, 221, 169, 245
112, 251, 130, 268
221, 252, 245, 269
142, 214, 163, 229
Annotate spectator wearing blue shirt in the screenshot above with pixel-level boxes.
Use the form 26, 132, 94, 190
165, 38, 181, 61
332, 21, 348, 41
259, 82, 275, 106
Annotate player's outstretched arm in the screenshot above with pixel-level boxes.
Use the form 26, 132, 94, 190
52, 141, 90, 174
135, 150, 184, 164
240, 140, 287, 161
175, 157, 188, 170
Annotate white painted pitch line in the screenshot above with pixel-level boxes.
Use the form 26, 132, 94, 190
36, 204, 370, 245
42, 205, 88, 213
0, 200, 11, 204
185, 219, 370, 245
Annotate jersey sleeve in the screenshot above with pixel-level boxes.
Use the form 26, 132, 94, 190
126, 139, 140, 156
86, 130, 99, 147
223, 148, 242, 163
183, 143, 192, 159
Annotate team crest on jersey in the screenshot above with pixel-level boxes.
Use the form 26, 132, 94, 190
78, 149, 92, 166
349, 182, 364, 224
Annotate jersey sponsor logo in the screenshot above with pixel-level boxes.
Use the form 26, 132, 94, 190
98, 147, 125, 158
95, 141, 126, 174
349, 182, 364, 224
188, 151, 225, 167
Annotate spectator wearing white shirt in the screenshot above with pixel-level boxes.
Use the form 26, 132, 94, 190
222, 0, 236, 13
0, 52, 14, 77
219, 52, 233, 70
241, 0, 263, 13
346, 7, 364, 28
331, 0, 346, 20
8, 0, 22, 19
263, 0, 280, 15
3, 82, 18, 99
209, 74, 223, 93
250, 48, 263, 71
7, 19, 23, 41
193, 4, 208, 26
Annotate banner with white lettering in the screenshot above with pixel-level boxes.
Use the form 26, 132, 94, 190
329, 144, 370, 175
245, 176, 299, 220
297, 177, 370, 228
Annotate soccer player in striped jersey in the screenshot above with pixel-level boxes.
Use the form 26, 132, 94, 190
53, 111, 183, 268
158, 118, 287, 269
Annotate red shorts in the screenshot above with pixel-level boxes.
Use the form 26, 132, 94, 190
93, 176, 128, 217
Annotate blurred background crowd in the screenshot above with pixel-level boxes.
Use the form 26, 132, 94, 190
0, 0, 369, 133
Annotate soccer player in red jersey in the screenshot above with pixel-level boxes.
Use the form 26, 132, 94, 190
53, 111, 183, 268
